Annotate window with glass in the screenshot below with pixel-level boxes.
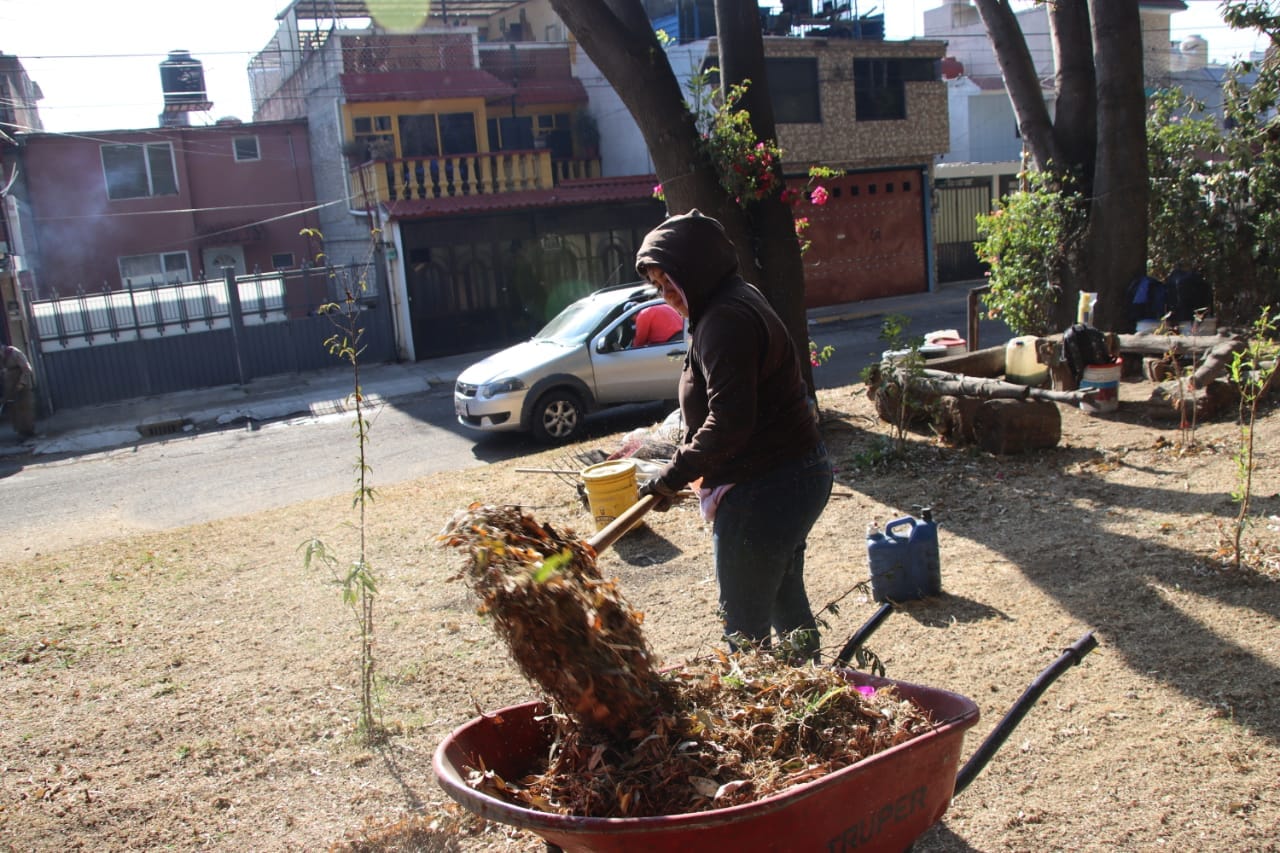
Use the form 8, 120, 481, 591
232, 136, 260, 161
397, 112, 478, 158
102, 143, 179, 200
487, 115, 535, 151
766, 58, 821, 123
352, 115, 394, 160
118, 251, 191, 286
853, 58, 938, 121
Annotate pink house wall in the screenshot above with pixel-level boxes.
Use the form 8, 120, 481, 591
21, 120, 318, 296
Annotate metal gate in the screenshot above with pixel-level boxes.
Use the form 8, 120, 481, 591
26, 263, 396, 411
935, 178, 992, 283
800, 168, 930, 305
399, 204, 663, 359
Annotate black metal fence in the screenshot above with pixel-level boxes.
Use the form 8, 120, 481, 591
27, 263, 396, 411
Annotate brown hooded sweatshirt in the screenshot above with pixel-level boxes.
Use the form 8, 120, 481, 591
635, 210, 820, 491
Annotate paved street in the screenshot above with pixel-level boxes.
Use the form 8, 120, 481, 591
0, 281, 1012, 554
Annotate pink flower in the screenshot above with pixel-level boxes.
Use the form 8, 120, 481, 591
810, 186, 829, 206
856, 685, 877, 697
652, 183, 664, 198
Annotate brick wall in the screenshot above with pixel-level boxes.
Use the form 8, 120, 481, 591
709, 37, 949, 172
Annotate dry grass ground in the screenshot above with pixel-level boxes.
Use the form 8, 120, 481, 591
1, 376, 1278, 851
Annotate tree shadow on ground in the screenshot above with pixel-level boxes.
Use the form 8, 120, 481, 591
825, 412, 1280, 745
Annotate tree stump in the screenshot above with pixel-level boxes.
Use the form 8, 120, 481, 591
1148, 378, 1238, 422
936, 396, 983, 444
976, 399, 1062, 454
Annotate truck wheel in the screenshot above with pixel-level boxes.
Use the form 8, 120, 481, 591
531, 390, 585, 444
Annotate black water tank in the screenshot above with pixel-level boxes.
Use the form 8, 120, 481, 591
160, 50, 207, 105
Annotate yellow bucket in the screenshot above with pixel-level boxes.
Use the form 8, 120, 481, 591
581, 460, 639, 531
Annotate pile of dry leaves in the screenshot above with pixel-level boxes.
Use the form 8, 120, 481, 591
439, 503, 933, 819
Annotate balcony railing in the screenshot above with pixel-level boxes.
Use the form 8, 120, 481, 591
353, 150, 602, 207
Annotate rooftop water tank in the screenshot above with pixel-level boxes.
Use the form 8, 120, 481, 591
160, 50, 208, 106
1180, 34, 1208, 71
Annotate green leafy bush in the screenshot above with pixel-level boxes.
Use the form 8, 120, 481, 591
974, 171, 1086, 336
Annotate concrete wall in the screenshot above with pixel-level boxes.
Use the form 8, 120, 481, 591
255, 35, 374, 273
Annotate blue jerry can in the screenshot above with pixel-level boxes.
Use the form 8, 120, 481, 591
866, 509, 941, 602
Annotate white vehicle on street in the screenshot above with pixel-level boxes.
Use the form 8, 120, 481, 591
453, 282, 687, 443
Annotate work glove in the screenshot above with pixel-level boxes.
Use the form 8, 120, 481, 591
638, 476, 680, 512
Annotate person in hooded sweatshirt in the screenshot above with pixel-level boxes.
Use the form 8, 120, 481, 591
635, 210, 832, 663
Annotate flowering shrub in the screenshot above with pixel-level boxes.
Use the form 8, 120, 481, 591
658, 70, 842, 223
809, 339, 835, 367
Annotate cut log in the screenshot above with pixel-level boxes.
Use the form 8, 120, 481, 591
1191, 338, 1248, 387
916, 369, 1096, 404
936, 396, 983, 444
923, 345, 1006, 378
974, 399, 1061, 454
1148, 377, 1239, 422
1114, 333, 1237, 357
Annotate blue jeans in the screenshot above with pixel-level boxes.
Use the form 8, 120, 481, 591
712, 443, 833, 662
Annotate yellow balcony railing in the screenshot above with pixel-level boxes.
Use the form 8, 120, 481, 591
353, 151, 602, 207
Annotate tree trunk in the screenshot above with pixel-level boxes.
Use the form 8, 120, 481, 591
1084, 0, 1148, 332
918, 369, 1098, 404
548, 0, 734, 224
550, 0, 817, 396
973, 0, 1148, 334
1048, 0, 1097, 188
715, 0, 814, 394
973, 0, 1061, 169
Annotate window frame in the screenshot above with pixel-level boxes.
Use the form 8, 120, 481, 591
232, 136, 261, 162
101, 142, 179, 200
117, 251, 191, 286
853, 58, 938, 122
765, 57, 821, 124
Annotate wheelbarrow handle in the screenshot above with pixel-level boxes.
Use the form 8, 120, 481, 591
833, 602, 894, 667
586, 493, 660, 554
954, 630, 1099, 795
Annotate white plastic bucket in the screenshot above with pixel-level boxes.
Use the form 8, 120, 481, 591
580, 460, 639, 531
1079, 359, 1122, 414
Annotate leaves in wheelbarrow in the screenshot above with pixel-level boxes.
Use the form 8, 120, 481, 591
440, 503, 935, 818
439, 503, 674, 738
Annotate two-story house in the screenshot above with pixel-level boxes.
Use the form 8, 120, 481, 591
729, 34, 950, 304
251, 0, 668, 361
18, 119, 320, 296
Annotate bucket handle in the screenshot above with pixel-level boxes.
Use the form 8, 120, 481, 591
883, 516, 917, 540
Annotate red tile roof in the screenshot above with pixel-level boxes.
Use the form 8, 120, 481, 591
341, 70, 513, 103
382, 175, 659, 219
340, 71, 587, 106
512, 78, 588, 107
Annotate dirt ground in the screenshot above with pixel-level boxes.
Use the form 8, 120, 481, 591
1, 371, 1278, 852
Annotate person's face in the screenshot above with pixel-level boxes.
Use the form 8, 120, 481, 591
646, 267, 689, 318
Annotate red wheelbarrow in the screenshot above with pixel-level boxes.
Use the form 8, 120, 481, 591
435, 499, 1099, 851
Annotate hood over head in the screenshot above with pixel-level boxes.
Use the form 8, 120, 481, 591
635, 209, 739, 320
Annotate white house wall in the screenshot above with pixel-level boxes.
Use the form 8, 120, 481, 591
569, 38, 710, 179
